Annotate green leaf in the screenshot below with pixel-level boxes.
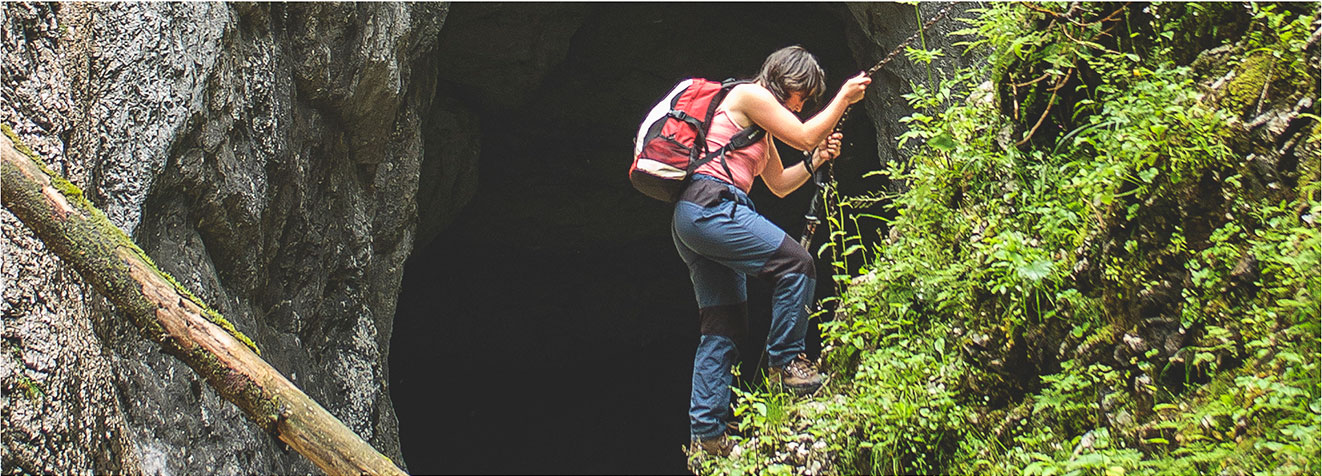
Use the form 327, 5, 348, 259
1017, 259, 1053, 282
928, 131, 958, 151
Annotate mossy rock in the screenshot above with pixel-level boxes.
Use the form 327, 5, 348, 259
1221, 52, 1276, 116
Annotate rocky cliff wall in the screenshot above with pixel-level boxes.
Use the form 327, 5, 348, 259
2, 3, 465, 473
843, 2, 984, 173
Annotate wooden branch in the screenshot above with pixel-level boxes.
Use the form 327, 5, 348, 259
1016, 68, 1074, 147
1013, 71, 1054, 88
1, 128, 406, 476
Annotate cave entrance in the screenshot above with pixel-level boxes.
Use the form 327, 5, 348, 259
391, 4, 878, 473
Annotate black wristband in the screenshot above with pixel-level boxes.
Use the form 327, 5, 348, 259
802, 150, 816, 175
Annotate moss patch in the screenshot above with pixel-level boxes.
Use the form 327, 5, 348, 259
1222, 52, 1275, 116
15, 374, 46, 402
186, 346, 281, 432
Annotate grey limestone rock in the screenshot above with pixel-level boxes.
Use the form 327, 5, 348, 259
3, 2, 461, 473
841, 3, 986, 174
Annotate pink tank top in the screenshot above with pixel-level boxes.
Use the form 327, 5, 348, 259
694, 110, 769, 193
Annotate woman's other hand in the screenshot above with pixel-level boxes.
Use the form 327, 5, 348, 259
815, 132, 844, 162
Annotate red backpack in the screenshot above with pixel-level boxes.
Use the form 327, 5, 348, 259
630, 78, 764, 202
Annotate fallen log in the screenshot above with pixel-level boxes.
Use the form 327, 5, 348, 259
1, 127, 405, 476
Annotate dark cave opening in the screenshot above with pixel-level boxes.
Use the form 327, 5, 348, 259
390, 4, 881, 474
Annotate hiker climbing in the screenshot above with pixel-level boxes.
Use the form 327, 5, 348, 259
656, 45, 870, 457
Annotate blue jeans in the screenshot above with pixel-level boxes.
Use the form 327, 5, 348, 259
672, 174, 817, 440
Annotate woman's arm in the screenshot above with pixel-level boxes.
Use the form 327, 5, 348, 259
762, 133, 844, 198
730, 73, 870, 151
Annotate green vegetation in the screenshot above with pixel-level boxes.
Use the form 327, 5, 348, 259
15, 374, 46, 403
693, 3, 1319, 475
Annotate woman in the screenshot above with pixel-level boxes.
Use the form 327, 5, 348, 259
674, 45, 869, 456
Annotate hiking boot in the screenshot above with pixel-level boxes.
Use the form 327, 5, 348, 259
691, 433, 733, 457
768, 354, 823, 395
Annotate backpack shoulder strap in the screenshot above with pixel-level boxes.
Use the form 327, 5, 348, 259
700, 78, 749, 127
727, 125, 765, 149
716, 78, 764, 149
686, 125, 766, 174
720, 78, 751, 89
683, 79, 765, 174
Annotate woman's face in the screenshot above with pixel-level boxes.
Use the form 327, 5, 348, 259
784, 91, 808, 113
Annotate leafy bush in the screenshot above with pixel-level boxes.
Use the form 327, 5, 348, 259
693, 3, 1319, 475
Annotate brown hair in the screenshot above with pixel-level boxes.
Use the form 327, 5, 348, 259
754, 46, 826, 109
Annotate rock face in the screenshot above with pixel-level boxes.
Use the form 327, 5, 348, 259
842, 3, 985, 171
2, 3, 462, 473
4, 1, 984, 473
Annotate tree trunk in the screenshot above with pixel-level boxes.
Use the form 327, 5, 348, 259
1, 129, 406, 476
